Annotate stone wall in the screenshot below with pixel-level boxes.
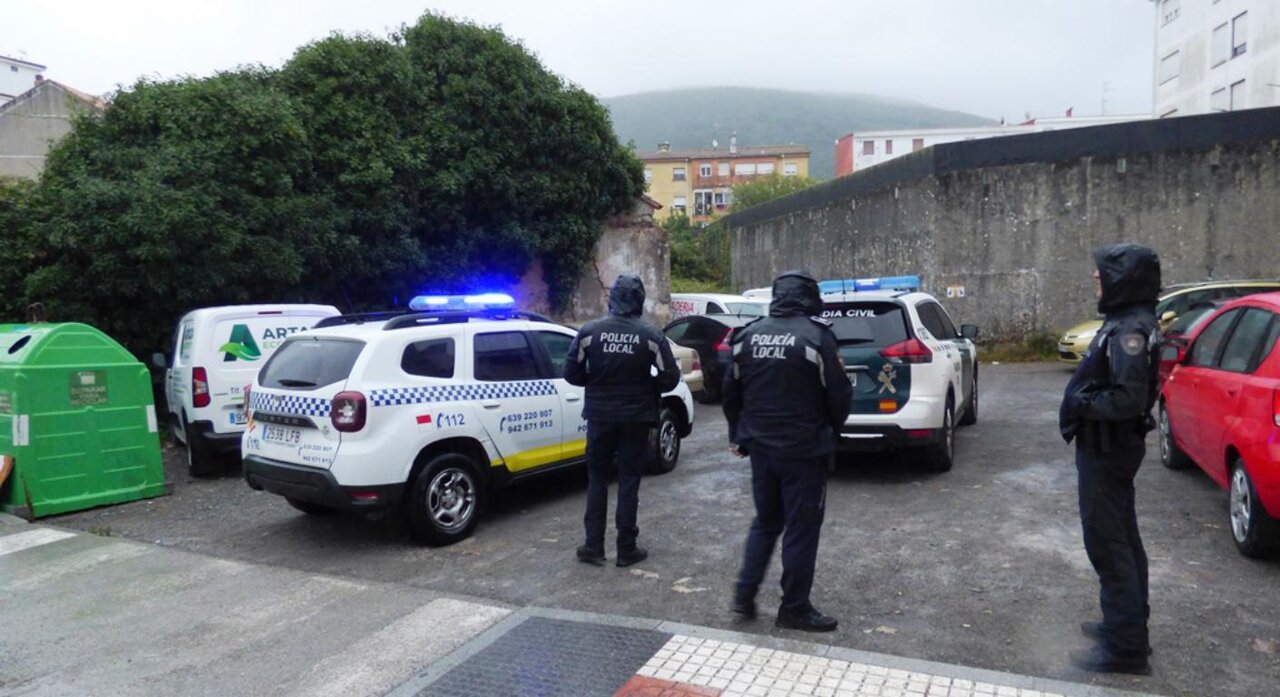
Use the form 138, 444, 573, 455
724, 108, 1280, 340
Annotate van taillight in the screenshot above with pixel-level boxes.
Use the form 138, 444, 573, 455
880, 338, 933, 364
331, 391, 367, 432
192, 367, 211, 408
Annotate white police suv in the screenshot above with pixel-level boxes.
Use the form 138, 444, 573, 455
241, 294, 695, 545
820, 276, 979, 471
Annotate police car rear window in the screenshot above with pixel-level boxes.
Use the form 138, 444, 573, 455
259, 337, 365, 390
820, 302, 909, 347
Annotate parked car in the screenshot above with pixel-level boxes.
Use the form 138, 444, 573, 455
670, 341, 704, 397
1156, 301, 1221, 388
1058, 280, 1280, 364
1159, 292, 1280, 558
670, 293, 769, 319
663, 314, 756, 403
156, 304, 340, 476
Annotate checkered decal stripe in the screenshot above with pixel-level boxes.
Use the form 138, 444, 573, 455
369, 380, 557, 407
249, 390, 331, 417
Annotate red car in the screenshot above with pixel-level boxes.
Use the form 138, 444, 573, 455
1159, 292, 1280, 558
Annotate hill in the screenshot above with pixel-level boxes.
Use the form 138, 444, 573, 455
602, 87, 992, 179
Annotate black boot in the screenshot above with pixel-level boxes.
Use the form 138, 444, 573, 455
775, 605, 838, 633
576, 545, 605, 566
1081, 621, 1153, 655
1069, 645, 1151, 675
730, 588, 757, 619
616, 547, 648, 568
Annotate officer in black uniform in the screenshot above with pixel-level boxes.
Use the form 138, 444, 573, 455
566, 274, 680, 568
1060, 243, 1161, 674
724, 271, 852, 632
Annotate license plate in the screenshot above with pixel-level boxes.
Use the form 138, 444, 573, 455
228, 411, 247, 426
262, 424, 301, 446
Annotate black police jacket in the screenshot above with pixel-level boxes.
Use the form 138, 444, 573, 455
723, 313, 852, 457
564, 279, 680, 425
1060, 244, 1161, 449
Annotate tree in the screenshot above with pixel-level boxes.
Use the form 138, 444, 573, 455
729, 173, 819, 213
0, 177, 38, 320
664, 213, 730, 292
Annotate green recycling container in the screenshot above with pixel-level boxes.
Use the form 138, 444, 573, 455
0, 323, 167, 519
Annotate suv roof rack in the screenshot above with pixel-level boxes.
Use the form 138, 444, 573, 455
381, 309, 563, 331
315, 311, 410, 329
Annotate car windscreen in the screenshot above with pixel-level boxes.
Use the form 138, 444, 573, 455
820, 301, 909, 347
258, 336, 365, 390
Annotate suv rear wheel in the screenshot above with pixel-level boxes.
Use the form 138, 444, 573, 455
923, 398, 955, 473
405, 453, 483, 546
647, 406, 682, 475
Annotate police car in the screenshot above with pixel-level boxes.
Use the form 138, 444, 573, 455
821, 276, 980, 471
240, 294, 695, 545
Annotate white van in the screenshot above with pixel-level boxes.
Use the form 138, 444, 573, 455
156, 304, 339, 475
670, 293, 769, 319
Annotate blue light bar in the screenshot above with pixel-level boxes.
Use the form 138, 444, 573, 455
819, 276, 921, 294
408, 293, 516, 312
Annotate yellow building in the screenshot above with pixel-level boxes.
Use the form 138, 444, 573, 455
637, 140, 810, 222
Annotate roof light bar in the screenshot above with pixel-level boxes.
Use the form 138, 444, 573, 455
819, 275, 921, 294
408, 293, 516, 312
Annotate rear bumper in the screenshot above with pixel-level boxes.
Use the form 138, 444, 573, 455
188, 420, 244, 456
837, 425, 943, 452
243, 455, 404, 511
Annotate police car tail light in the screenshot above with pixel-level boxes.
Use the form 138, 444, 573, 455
331, 391, 367, 432
714, 329, 733, 352
879, 338, 932, 364
192, 367, 211, 408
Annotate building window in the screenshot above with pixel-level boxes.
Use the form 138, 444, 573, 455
1230, 79, 1246, 110
672, 196, 687, 212
783, 163, 798, 176
757, 162, 775, 175
734, 163, 757, 175
693, 190, 714, 216
1160, 0, 1180, 26
912, 138, 925, 152
643, 168, 652, 183
1212, 23, 1230, 67
1211, 88, 1228, 112
885, 140, 894, 155
717, 162, 729, 176
699, 164, 712, 177
714, 190, 732, 207
673, 167, 686, 181
1232, 12, 1247, 58
1159, 51, 1180, 85
861, 141, 874, 156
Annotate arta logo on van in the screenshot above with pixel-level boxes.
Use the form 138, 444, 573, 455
220, 324, 263, 362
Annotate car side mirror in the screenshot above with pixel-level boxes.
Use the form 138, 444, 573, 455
1160, 341, 1188, 365
960, 324, 979, 340
152, 353, 168, 369
1160, 310, 1177, 323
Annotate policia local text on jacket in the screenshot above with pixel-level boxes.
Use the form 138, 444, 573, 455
566, 274, 680, 567
724, 271, 852, 632
1059, 243, 1161, 674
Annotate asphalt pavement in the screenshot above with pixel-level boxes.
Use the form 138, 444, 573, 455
42, 363, 1280, 697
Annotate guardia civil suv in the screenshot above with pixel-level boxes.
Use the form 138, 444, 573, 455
241, 295, 695, 545
820, 277, 980, 471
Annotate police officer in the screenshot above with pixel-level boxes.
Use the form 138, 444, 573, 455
1060, 243, 1160, 674
566, 274, 680, 568
724, 271, 852, 632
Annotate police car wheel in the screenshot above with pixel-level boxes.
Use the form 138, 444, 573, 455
958, 375, 978, 427
1229, 459, 1280, 559
285, 497, 336, 516
647, 407, 681, 475
923, 400, 955, 473
406, 453, 483, 546
1158, 402, 1192, 470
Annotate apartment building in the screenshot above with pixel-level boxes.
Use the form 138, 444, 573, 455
637, 139, 810, 222
1152, 0, 1280, 117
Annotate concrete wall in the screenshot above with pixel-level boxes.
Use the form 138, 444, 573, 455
0, 81, 100, 179
516, 199, 671, 327
724, 107, 1280, 341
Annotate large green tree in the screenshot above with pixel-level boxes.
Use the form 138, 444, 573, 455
0, 177, 38, 320
729, 173, 819, 213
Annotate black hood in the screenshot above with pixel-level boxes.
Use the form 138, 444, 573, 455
608, 274, 646, 317
1094, 243, 1161, 313
769, 271, 823, 317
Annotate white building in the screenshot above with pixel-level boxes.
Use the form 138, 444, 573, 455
1152, 0, 1280, 117
835, 113, 1147, 176
1, 55, 45, 104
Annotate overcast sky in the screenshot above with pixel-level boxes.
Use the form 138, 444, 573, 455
7, 0, 1156, 120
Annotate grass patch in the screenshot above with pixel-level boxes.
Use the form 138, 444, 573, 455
979, 331, 1059, 363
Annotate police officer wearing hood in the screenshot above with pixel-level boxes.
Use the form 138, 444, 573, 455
724, 271, 852, 632
566, 274, 680, 568
1060, 243, 1161, 674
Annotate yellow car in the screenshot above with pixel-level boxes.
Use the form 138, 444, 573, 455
1057, 280, 1280, 363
